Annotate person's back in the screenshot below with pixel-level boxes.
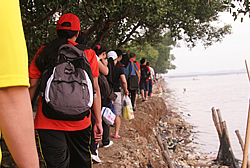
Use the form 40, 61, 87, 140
29, 13, 102, 168
107, 51, 128, 139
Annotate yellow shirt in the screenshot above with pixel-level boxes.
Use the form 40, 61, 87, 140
0, 1, 30, 164
0, 1, 30, 88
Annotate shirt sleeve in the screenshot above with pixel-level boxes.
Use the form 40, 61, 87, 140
120, 66, 125, 76
0, 1, 30, 88
85, 49, 99, 78
135, 62, 141, 71
29, 47, 44, 79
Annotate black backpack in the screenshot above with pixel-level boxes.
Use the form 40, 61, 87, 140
98, 72, 117, 107
40, 44, 94, 121
140, 65, 150, 81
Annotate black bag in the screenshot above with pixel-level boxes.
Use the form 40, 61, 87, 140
40, 44, 94, 121
140, 65, 150, 81
98, 73, 117, 107
127, 61, 139, 90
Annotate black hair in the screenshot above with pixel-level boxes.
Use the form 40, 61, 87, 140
35, 29, 78, 72
146, 62, 150, 66
130, 53, 136, 58
108, 57, 115, 82
120, 53, 129, 68
140, 58, 146, 65
76, 32, 88, 46
93, 44, 107, 57
115, 49, 122, 57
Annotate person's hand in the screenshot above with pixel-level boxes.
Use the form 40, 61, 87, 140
124, 89, 129, 95
93, 122, 103, 142
102, 58, 108, 66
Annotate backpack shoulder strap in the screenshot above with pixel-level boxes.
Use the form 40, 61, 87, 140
131, 61, 140, 77
129, 61, 132, 75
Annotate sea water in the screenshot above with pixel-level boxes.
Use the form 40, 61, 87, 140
165, 73, 250, 160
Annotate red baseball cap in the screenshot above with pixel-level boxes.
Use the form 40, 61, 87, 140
56, 13, 81, 31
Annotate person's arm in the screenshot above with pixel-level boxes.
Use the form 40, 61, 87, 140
0, 86, 39, 168
120, 74, 129, 95
153, 74, 156, 82
29, 78, 40, 100
98, 59, 109, 75
92, 77, 103, 142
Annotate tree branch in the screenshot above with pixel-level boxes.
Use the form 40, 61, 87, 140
23, 0, 69, 28
117, 21, 142, 48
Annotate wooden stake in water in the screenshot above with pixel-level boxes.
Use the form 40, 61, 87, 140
242, 60, 250, 168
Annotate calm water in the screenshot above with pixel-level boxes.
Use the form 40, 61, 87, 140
165, 73, 250, 160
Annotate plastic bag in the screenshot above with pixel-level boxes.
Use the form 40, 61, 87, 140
122, 95, 134, 120
101, 104, 116, 125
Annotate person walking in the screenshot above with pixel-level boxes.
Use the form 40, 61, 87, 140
29, 13, 102, 168
139, 58, 151, 101
92, 44, 114, 163
146, 62, 156, 97
125, 53, 140, 111
107, 51, 129, 139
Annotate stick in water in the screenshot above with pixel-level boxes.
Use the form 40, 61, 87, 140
242, 60, 250, 168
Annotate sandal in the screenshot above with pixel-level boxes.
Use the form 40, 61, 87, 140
114, 135, 120, 139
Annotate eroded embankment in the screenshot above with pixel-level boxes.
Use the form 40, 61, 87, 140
94, 79, 218, 168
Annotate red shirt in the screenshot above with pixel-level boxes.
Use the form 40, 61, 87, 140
29, 40, 99, 131
129, 58, 140, 71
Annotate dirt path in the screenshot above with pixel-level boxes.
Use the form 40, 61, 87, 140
0, 80, 188, 167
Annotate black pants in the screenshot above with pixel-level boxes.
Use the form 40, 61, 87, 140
102, 120, 110, 146
90, 111, 98, 155
90, 109, 110, 152
37, 127, 91, 168
148, 79, 152, 96
130, 89, 136, 108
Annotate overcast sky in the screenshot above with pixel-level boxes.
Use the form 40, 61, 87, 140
167, 12, 250, 75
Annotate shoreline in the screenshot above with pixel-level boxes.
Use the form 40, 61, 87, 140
1, 79, 232, 167
94, 79, 220, 167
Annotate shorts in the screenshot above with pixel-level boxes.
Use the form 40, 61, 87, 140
140, 80, 149, 91
113, 92, 122, 116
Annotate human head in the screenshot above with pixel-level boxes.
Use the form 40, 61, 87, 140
93, 44, 107, 59
56, 13, 80, 39
107, 51, 118, 60
130, 53, 136, 59
115, 49, 123, 61
121, 52, 129, 67
146, 62, 150, 66
115, 49, 122, 57
76, 32, 88, 46
56, 13, 81, 31
140, 58, 146, 65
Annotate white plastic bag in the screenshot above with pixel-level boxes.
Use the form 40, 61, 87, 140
101, 104, 116, 125
122, 95, 134, 120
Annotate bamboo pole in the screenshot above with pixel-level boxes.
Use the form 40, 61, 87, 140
235, 130, 250, 168
212, 107, 222, 140
222, 121, 237, 168
216, 109, 223, 133
162, 151, 174, 168
156, 134, 164, 151
243, 59, 250, 168
156, 134, 174, 167
243, 100, 250, 168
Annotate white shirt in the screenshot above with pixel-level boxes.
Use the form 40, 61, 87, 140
149, 66, 155, 79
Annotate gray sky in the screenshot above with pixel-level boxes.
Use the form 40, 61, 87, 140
167, 12, 250, 75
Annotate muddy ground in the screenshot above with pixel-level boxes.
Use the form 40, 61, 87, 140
1, 79, 223, 167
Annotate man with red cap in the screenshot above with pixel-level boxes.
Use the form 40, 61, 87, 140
29, 13, 102, 168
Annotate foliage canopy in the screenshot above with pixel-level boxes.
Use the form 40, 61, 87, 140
20, 0, 232, 72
